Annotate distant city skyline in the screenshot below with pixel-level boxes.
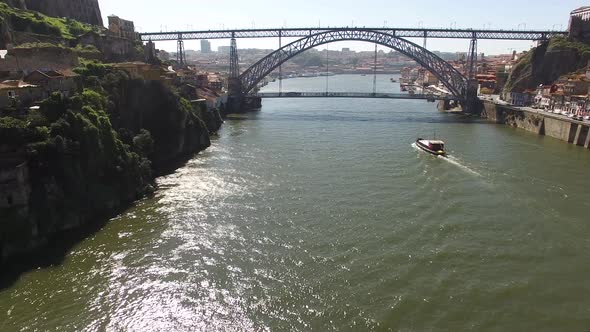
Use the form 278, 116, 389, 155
99, 0, 582, 55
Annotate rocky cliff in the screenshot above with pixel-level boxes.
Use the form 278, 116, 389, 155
0, 0, 25, 10
0, 2, 100, 48
106, 78, 212, 168
0, 65, 219, 264
1, 0, 103, 26
504, 36, 590, 93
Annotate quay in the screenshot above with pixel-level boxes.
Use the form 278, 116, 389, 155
481, 100, 590, 149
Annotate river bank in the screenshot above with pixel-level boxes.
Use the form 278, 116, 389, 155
481, 100, 590, 149
0, 67, 223, 271
2, 89, 590, 330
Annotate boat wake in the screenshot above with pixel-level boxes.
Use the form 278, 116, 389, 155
412, 143, 481, 176
441, 155, 481, 176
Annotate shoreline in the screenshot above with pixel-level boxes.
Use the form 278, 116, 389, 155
0, 143, 212, 289
481, 100, 590, 149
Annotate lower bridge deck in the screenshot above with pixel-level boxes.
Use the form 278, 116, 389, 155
254, 92, 455, 101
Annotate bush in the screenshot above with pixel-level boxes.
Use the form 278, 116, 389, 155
40, 92, 68, 122
74, 62, 111, 79
133, 129, 154, 158
81, 89, 107, 111
0, 116, 47, 143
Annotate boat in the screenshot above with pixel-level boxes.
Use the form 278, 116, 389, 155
390, 78, 397, 82
416, 138, 446, 156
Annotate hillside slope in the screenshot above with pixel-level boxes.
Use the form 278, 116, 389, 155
504, 36, 590, 93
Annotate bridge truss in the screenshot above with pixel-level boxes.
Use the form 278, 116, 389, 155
238, 30, 468, 99
139, 26, 567, 112
140, 27, 567, 42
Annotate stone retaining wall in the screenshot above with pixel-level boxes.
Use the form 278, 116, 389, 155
482, 100, 590, 150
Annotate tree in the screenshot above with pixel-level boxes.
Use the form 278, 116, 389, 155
133, 129, 154, 158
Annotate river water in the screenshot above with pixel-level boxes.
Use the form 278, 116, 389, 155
2, 75, 590, 331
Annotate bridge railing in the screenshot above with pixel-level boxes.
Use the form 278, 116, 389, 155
140, 27, 568, 41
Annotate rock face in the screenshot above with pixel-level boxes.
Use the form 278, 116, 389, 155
25, 0, 103, 26
504, 37, 590, 93
0, 76, 216, 263
0, 0, 26, 9
0, 47, 80, 75
111, 79, 212, 168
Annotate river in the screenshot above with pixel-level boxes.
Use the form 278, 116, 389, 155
1, 74, 590, 331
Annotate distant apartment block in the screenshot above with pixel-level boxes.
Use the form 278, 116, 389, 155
218, 46, 231, 54
201, 40, 212, 54
569, 6, 590, 41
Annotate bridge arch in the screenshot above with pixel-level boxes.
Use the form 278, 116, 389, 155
239, 29, 468, 99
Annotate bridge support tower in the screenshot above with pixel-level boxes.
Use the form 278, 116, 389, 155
462, 79, 482, 114
176, 33, 186, 67
227, 36, 243, 112
227, 37, 261, 112
463, 37, 482, 114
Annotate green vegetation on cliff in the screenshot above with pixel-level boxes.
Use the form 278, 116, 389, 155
0, 2, 98, 40
548, 36, 590, 57
74, 62, 213, 167
504, 36, 590, 93
0, 90, 153, 256
1, 63, 218, 261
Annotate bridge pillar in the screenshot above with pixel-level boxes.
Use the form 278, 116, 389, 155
229, 37, 240, 86
227, 36, 246, 112
467, 37, 478, 79
463, 79, 482, 114
176, 33, 186, 68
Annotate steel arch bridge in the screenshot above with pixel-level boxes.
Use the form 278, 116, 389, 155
236, 29, 469, 100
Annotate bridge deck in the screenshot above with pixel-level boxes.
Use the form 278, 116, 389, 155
140, 27, 567, 41
255, 92, 455, 100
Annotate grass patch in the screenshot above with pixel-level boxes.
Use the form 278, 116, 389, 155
548, 35, 590, 58
0, 2, 100, 40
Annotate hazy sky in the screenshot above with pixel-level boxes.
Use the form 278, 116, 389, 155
99, 0, 582, 55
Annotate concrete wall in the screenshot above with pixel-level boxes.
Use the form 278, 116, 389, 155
482, 100, 590, 150
0, 85, 44, 109
482, 102, 543, 135
0, 162, 30, 209
502, 109, 544, 135
544, 117, 573, 142
0, 47, 79, 77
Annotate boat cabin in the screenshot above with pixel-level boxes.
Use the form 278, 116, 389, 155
426, 140, 444, 151
416, 138, 447, 156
